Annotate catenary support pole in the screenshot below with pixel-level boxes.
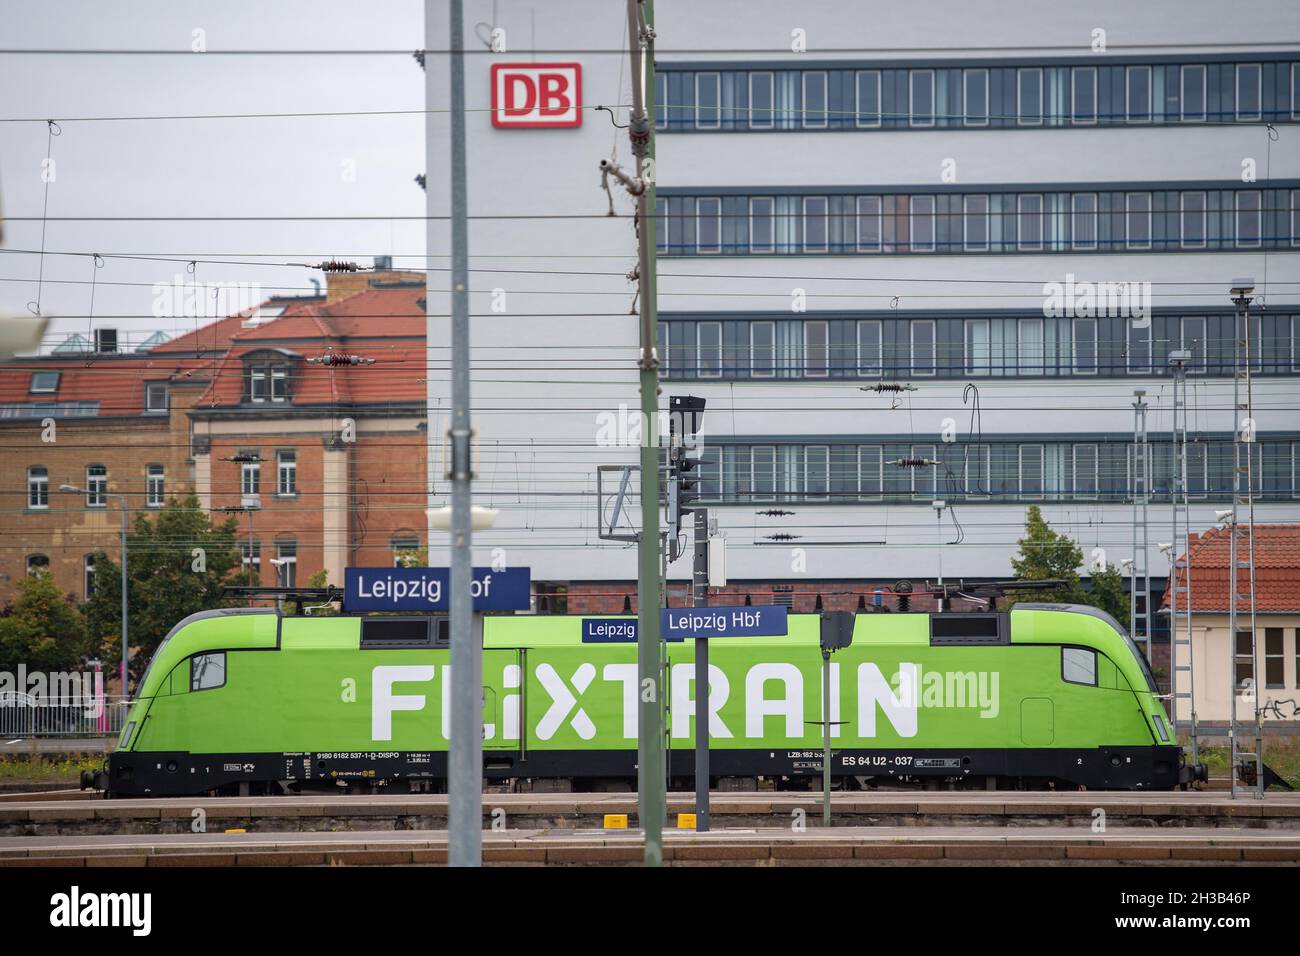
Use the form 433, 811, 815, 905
439, 0, 482, 867
627, 0, 664, 866
119, 495, 128, 697
693, 507, 709, 832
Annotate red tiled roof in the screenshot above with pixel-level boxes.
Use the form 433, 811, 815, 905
0, 285, 425, 416
1162, 524, 1300, 612
193, 287, 425, 409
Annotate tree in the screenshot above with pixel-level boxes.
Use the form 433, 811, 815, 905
1007, 505, 1087, 606
304, 568, 339, 616
1086, 561, 1130, 625
82, 494, 243, 684
0, 570, 93, 674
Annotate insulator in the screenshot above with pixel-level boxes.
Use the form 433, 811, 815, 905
317, 260, 359, 273
757, 509, 796, 517
309, 354, 375, 366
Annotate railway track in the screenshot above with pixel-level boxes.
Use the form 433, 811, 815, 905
3, 790, 1298, 838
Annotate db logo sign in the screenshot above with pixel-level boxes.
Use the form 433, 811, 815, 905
490, 63, 582, 128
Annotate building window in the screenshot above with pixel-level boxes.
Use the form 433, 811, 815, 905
1071, 66, 1097, 123
910, 69, 935, 126
1236, 63, 1262, 121
856, 196, 882, 252
1126, 65, 1152, 122
145, 382, 169, 413
1017, 67, 1043, 125
1073, 318, 1098, 374
277, 450, 297, 496
804, 445, 830, 501
1073, 444, 1099, 498
696, 197, 722, 254
911, 320, 936, 376
27, 466, 48, 509
1125, 192, 1152, 249
855, 70, 881, 127
392, 534, 421, 567
1181, 64, 1207, 121
859, 445, 883, 500
857, 320, 882, 377
84, 554, 96, 598
964, 195, 989, 251
654, 71, 667, 129
146, 464, 164, 508
1071, 193, 1098, 250
695, 72, 720, 129
751, 446, 776, 502
1236, 190, 1262, 247
749, 72, 774, 129
274, 541, 297, 587
1292, 189, 1300, 247
247, 361, 290, 403
1265, 628, 1284, 688
29, 371, 59, 393
804, 321, 829, 377
697, 322, 722, 378
1181, 316, 1207, 372
241, 459, 261, 497
749, 197, 775, 253
802, 71, 828, 128
965, 319, 991, 376
1020, 444, 1045, 498
86, 465, 107, 508
1017, 194, 1043, 250
803, 196, 829, 252
963, 69, 989, 125
655, 197, 669, 254
750, 321, 776, 378
27, 554, 50, 575
910, 196, 936, 252
1017, 318, 1045, 374
1235, 631, 1255, 689
1181, 191, 1207, 248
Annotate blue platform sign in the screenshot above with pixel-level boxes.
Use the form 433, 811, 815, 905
344, 566, 531, 612
581, 618, 687, 643
660, 605, 788, 639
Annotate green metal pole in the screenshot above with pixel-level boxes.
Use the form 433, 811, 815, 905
630, 0, 663, 866
822, 648, 831, 828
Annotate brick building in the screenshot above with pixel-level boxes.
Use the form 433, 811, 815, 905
0, 266, 427, 604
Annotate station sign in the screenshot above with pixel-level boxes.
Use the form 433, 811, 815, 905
580, 618, 685, 643
660, 606, 789, 640
490, 63, 582, 128
344, 566, 531, 612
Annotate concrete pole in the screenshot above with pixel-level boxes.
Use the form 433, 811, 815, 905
439, 0, 482, 865
627, 0, 664, 866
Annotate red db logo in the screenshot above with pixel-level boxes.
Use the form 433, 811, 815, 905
490, 63, 582, 128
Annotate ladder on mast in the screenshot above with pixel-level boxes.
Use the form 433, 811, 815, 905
1228, 281, 1263, 799
1130, 390, 1153, 662
1167, 351, 1199, 768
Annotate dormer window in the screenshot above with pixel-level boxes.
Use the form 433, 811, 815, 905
243, 351, 295, 404
30, 371, 60, 393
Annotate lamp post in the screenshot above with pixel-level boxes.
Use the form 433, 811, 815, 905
61, 484, 128, 698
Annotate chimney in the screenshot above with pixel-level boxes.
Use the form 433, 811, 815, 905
374, 255, 393, 272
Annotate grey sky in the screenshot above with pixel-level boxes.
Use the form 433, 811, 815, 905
0, 0, 426, 350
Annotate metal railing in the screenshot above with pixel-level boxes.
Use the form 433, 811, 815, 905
0, 694, 131, 737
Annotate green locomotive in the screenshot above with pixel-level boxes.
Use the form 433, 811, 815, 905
91, 603, 1203, 796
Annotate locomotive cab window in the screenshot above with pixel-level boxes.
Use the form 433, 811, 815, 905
190, 652, 226, 692
1061, 646, 1097, 686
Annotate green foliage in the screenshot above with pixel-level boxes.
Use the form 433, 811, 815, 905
1008, 506, 1086, 605
82, 494, 243, 683
1087, 561, 1131, 624
0, 570, 92, 673
304, 569, 339, 616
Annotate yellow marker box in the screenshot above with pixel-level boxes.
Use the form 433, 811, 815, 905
603, 814, 629, 829
677, 813, 697, 830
